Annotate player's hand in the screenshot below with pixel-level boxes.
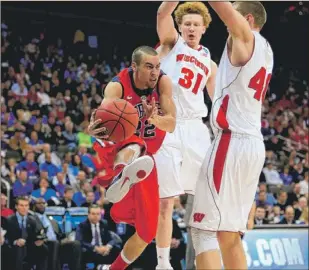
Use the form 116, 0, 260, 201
88, 110, 109, 140
142, 97, 158, 119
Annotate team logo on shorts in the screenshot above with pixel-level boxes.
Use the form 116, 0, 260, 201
193, 213, 205, 223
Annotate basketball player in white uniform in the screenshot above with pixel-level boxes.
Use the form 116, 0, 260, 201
190, 2, 273, 269
154, 2, 217, 269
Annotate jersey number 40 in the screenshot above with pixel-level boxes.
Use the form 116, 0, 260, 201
248, 67, 272, 102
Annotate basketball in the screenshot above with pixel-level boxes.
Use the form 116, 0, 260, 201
94, 99, 139, 143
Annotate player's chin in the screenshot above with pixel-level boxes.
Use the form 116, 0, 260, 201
149, 80, 157, 88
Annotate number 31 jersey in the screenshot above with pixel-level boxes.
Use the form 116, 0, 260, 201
159, 35, 212, 119
211, 31, 274, 139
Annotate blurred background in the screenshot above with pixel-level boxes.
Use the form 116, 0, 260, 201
1, 2, 308, 270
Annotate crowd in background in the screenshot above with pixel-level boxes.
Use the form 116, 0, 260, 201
1, 10, 308, 269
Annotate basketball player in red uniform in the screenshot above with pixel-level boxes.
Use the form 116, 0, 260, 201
88, 46, 176, 270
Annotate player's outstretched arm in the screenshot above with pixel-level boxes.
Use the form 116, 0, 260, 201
205, 60, 217, 100
88, 82, 123, 139
208, 2, 254, 65
148, 75, 176, 133
157, 2, 179, 47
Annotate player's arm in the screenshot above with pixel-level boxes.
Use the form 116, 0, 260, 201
208, 2, 254, 66
87, 82, 123, 139
157, 2, 179, 48
148, 75, 176, 133
205, 60, 217, 100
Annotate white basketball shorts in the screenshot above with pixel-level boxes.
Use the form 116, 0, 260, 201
190, 131, 265, 233
153, 119, 211, 198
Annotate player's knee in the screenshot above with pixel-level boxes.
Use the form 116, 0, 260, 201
217, 231, 242, 248
191, 227, 219, 256
159, 197, 174, 218
136, 229, 156, 245
115, 143, 142, 165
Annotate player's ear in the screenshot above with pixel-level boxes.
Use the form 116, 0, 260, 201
178, 24, 182, 34
202, 26, 206, 35
132, 62, 137, 72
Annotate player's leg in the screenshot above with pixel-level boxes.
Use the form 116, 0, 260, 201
109, 167, 159, 270
189, 132, 223, 269
103, 136, 153, 203
153, 134, 183, 269
215, 136, 265, 270
183, 194, 195, 270
181, 120, 212, 269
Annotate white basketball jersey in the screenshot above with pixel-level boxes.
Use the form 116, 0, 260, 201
159, 35, 212, 119
211, 31, 274, 139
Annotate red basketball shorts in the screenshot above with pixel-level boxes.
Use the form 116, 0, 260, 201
110, 161, 159, 243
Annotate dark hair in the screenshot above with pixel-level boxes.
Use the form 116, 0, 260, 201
64, 186, 73, 194
88, 204, 100, 213
131, 46, 158, 66
15, 196, 30, 206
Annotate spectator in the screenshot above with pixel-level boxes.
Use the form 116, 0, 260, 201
275, 190, 289, 214
37, 144, 61, 167
33, 198, 57, 241
27, 131, 44, 154
13, 170, 33, 197
53, 172, 66, 198
73, 181, 92, 206
16, 151, 39, 181
268, 205, 282, 224
1, 193, 14, 218
278, 206, 296, 225
294, 196, 308, 220
254, 206, 269, 225
69, 154, 89, 176
39, 152, 60, 179
62, 121, 77, 151
78, 145, 96, 172
8, 129, 28, 158
280, 166, 293, 185
255, 190, 272, 210
57, 162, 79, 191
76, 204, 120, 268
287, 183, 303, 206
1, 157, 17, 183
77, 128, 93, 149
299, 171, 308, 195
5, 196, 49, 270
31, 178, 57, 201
81, 190, 96, 207
262, 161, 283, 185
255, 183, 277, 206
48, 186, 77, 208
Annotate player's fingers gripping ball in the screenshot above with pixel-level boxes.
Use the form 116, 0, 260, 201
94, 99, 139, 143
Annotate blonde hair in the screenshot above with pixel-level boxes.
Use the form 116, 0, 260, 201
174, 2, 212, 29
233, 1, 267, 29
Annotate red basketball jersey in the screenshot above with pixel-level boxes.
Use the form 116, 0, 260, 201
110, 67, 166, 154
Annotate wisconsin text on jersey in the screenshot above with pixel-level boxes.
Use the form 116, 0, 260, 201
176, 54, 210, 76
